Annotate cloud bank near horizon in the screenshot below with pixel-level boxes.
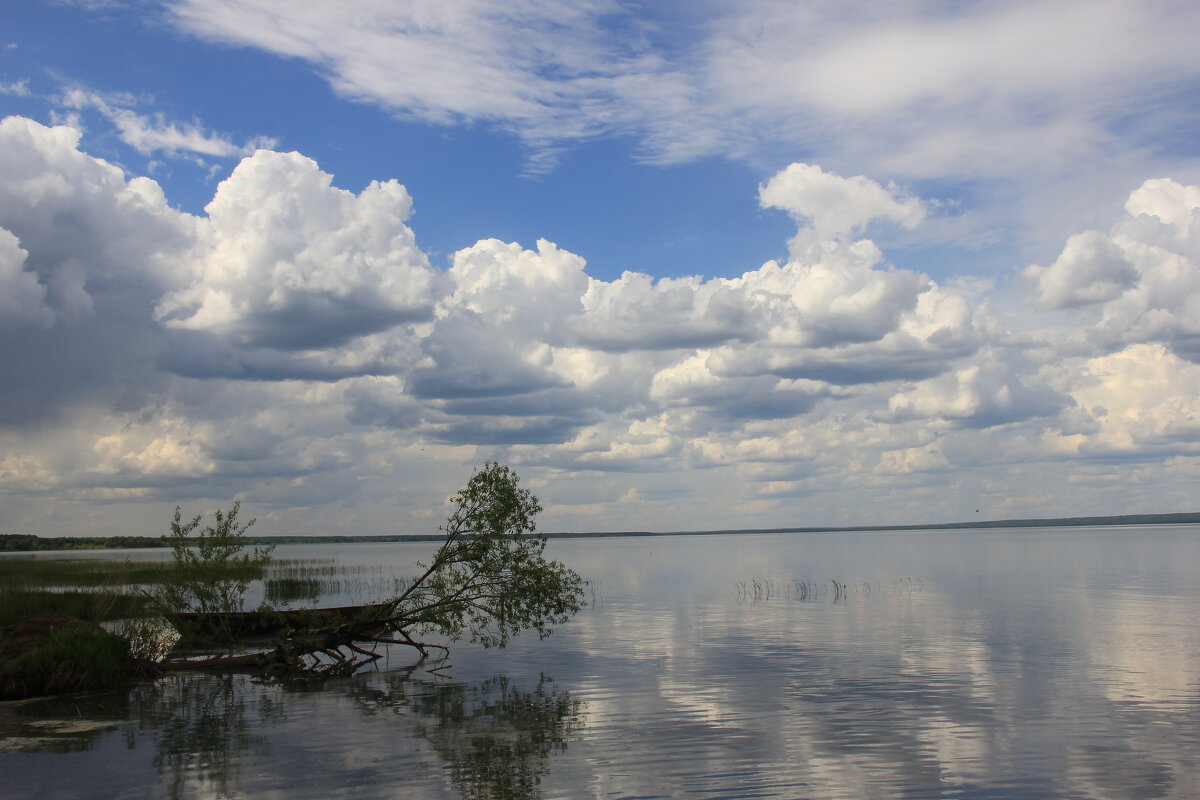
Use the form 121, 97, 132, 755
3, 115, 1200, 535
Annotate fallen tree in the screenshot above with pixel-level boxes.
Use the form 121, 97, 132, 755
156, 463, 586, 680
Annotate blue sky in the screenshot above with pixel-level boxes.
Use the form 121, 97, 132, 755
3, 0, 1200, 537
4, 1, 800, 282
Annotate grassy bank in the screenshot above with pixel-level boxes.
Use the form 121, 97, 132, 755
0, 555, 277, 698
0, 616, 136, 700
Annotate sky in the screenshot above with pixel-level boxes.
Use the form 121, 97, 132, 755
3, 0, 1200, 538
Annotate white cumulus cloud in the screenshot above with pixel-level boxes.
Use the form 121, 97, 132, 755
157, 149, 437, 352
1025, 230, 1140, 310
1028, 176, 1200, 361
759, 162, 925, 251
574, 272, 757, 352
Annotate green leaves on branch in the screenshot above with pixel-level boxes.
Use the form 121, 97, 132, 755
389, 462, 585, 649
156, 501, 274, 615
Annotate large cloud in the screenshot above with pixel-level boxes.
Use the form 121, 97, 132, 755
886, 349, 1069, 429
1026, 231, 1140, 310
349, 238, 600, 445
409, 238, 585, 402
1026, 177, 1200, 360
705, 246, 981, 385
0, 116, 196, 424
703, 164, 966, 384
1067, 343, 1200, 458
394, 165, 982, 451
650, 355, 829, 421
157, 149, 436, 352
0, 117, 196, 317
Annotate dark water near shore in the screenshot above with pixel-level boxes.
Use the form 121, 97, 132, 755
3, 525, 1199, 799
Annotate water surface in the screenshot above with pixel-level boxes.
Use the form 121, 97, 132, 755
2, 525, 1198, 799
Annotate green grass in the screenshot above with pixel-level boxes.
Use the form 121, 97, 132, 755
0, 617, 135, 700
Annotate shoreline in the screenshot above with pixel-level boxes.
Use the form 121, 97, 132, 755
4, 511, 1199, 552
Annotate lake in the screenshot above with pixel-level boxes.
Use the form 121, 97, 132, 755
2, 525, 1199, 799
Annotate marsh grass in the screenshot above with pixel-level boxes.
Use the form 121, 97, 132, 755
267, 558, 340, 577
266, 560, 385, 579
261, 574, 411, 606
0, 559, 161, 628
259, 560, 410, 606
735, 578, 878, 603
0, 558, 178, 588
264, 577, 323, 604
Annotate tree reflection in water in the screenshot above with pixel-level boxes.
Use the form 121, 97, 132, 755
126, 673, 280, 799
3, 661, 584, 800
2, 669, 585, 800
345, 671, 585, 800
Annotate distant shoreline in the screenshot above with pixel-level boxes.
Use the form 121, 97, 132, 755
3, 511, 1198, 552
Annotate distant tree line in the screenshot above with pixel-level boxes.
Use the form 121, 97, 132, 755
0, 533, 451, 551
0, 534, 169, 551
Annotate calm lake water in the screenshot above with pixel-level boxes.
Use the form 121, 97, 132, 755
2, 525, 1199, 799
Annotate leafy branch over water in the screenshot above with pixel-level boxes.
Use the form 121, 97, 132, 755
158, 463, 586, 679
